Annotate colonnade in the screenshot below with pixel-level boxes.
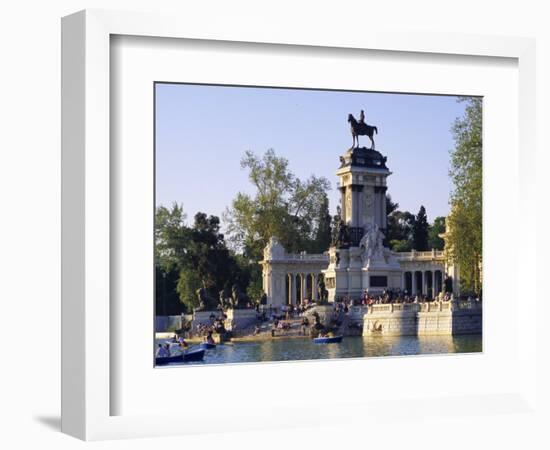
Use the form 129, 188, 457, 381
402, 269, 444, 298
285, 272, 322, 305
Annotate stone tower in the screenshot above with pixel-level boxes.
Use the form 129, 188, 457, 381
337, 147, 390, 244
323, 147, 401, 300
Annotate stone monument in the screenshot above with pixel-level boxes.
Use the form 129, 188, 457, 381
322, 112, 402, 299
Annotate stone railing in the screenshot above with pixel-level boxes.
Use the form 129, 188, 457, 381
367, 300, 465, 314
455, 299, 482, 310
367, 303, 420, 314
283, 253, 329, 262
395, 249, 445, 260
419, 301, 451, 312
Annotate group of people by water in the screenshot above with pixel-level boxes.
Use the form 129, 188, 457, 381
162, 289, 482, 352
155, 333, 189, 358
334, 288, 482, 307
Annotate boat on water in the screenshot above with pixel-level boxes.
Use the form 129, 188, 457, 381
155, 348, 205, 365
200, 342, 216, 349
313, 335, 343, 344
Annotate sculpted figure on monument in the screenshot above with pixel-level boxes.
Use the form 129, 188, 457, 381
359, 223, 385, 262
348, 111, 378, 149
218, 288, 231, 310
334, 220, 350, 248
195, 287, 217, 311
231, 284, 251, 309
264, 236, 285, 260
317, 277, 328, 302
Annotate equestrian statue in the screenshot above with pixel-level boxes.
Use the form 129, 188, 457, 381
348, 109, 378, 149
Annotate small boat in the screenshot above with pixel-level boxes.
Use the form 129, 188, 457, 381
199, 342, 216, 349
182, 348, 206, 361
313, 335, 343, 344
155, 348, 205, 365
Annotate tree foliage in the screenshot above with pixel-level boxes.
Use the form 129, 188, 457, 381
446, 97, 482, 294
224, 149, 331, 260
412, 205, 429, 251
428, 216, 446, 251
155, 203, 189, 273
312, 194, 332, 253
387, 196, 444, 252
155, 205, 251, 312
386, 195, 416, 249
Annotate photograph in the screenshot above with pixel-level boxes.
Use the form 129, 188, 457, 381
153, 83, 483, 366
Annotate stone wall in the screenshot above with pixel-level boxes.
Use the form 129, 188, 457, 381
363, 301, 482, 336
155, 315, 184, 332
224, 309, 259, 336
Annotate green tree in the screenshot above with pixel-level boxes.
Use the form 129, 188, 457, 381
386, 195, 399, 217
447, 97, 482, 294
224, 149, 331, 260
390, 239, 413, 252
155, 205, 246, 311
428, 216, 446, 250
185, 212, 240, 294
175, 269, 202, 311
386, 194, 416, 250
155, 265, 186, 315
155, 202, 190, 272
412, 205, 429, 251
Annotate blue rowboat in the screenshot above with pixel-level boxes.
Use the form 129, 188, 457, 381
183, 348, 206, 361
200, 342, 216, 350
313, 335, 343, 344
155, 348, 205, 365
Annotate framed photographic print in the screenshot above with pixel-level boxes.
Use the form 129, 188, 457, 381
62, 9, 537, 441
153, 82, 482, 367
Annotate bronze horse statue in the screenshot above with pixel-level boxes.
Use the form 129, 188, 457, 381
348, 114, 378, 149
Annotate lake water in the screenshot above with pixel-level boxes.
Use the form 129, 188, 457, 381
156, 334, 482, 366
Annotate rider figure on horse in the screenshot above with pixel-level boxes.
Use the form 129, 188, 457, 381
359, 109, 365, 124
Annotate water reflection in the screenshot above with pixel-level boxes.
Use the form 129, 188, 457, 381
157, 334, 482, 367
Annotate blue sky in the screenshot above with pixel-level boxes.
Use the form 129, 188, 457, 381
155, 83, 469, 226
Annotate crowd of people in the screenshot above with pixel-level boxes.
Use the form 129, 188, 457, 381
166, 289, 480, 349
333, 288, 457, 307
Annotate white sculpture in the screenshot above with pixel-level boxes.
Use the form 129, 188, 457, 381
263, 236, 285, 260
359, 223, 385, 262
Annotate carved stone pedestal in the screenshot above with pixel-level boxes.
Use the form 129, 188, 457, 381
224, 308, 258, 336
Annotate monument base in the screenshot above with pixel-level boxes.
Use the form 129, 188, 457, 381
323, 245, 402, 301
304, 304, 335, 328
224, 308, 258, 336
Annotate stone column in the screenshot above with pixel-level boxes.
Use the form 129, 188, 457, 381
313, 274, 319, 301
381, 187, 387, 230
290, 273, 296, 306
339, 186, 346, 223
422, 271, 427, 296
286, 273, 291, 305
301, 273, 307, 304
373, 189, 381, 230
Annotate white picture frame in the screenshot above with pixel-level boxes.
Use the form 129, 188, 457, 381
61, 9, 537, 441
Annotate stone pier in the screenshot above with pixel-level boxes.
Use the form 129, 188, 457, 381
363, 300, 482, 336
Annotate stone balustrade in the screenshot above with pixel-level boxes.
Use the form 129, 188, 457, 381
395, 249, 445, 260
282, 253, 329, 262
364, 300, 482, 336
